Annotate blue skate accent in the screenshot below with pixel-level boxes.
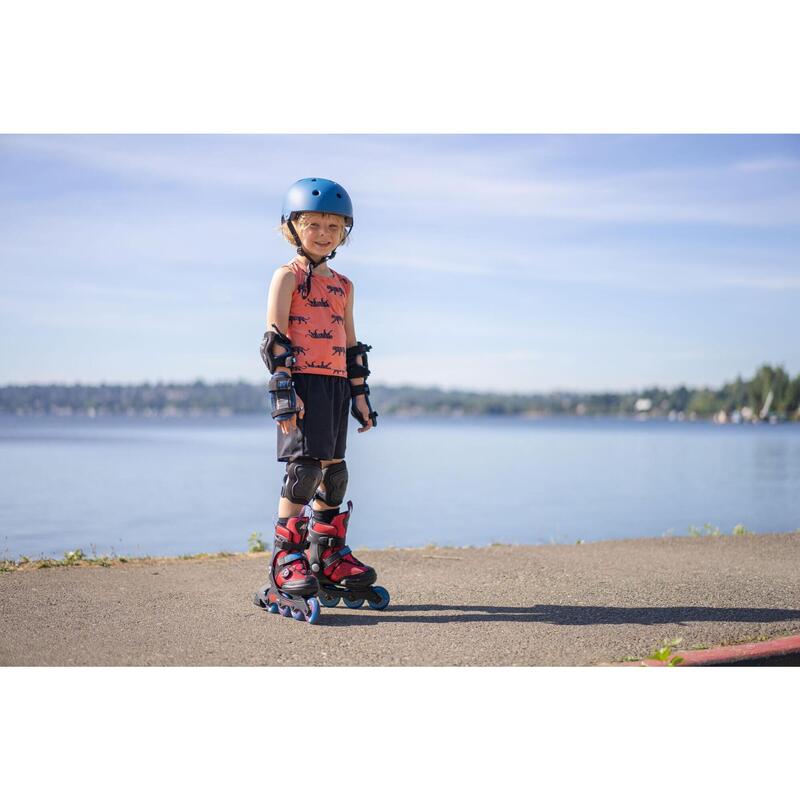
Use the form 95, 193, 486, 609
306, 597, 321, 624
318, 593, 340, 608
367, 585, 391, 610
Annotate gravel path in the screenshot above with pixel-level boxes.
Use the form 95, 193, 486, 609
2, 533, 799, 666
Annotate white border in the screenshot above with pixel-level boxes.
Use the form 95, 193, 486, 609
1, 1, 799, 132
2, 667, 798, 797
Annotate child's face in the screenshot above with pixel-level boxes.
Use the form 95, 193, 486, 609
297, 213, 346, 260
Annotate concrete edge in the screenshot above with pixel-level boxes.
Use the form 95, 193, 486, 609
614, 633, 800, 667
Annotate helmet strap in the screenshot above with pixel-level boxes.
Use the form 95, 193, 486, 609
285, 216, 352, 298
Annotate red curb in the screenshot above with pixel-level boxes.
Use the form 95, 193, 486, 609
617, 633, 800, 666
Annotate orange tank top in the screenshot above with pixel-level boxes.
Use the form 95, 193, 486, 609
285, 258, 352, 378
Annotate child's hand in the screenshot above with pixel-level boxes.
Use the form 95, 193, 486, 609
354, 395, 374, 433
277, 396, 304, 435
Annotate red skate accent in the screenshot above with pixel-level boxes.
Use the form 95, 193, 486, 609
273, 515, 313, 589
616, 632, 800, 667
311, 506, 371, 583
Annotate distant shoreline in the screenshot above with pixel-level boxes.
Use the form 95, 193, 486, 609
0, 408, 796, 425
1, 364, 799, 422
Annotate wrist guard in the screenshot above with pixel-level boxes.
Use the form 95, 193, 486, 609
261, 325, 295, 373
346, 341, 372, 379
269, 371, 298, 421
350, 382, 378, 428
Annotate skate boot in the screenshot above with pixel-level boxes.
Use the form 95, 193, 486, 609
253, 515, 321, 624
307, 501, 390, 610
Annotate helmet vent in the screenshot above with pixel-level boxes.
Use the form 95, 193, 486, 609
312, 189, 320, 196
336, 193, 342, 198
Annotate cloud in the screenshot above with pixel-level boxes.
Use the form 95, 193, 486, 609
733, 158, 800, 173
5, 134, 800, 230
716, 273, 800, 290
346, 252, 496, 277
348, 241, 800, 293
1, 135, 273, 194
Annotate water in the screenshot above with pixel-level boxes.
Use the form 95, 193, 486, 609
1, 415, 799, 560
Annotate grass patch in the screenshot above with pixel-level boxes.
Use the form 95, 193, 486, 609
64, 549, 85, 564
1, 549, 243, 573
177, 551, 235, 560
647, 637, 685, 666
688, 522, 754, 537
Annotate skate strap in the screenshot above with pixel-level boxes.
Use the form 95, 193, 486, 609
322, 546, 352, 569
277, 552, 305, 567
274, 534, 307, 552
309, 533, 344, 549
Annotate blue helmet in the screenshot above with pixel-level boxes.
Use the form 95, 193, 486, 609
281, 177, 354, 226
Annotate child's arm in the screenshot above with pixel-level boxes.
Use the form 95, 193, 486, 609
264, 266, 304, 433
266, 266, 295, 359
344, 282, 375, 433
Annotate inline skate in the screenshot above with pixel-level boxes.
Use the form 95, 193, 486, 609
253, 515, 321, 624
307, 500, 390, 610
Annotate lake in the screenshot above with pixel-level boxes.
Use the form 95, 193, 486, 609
1, 414, 799, 560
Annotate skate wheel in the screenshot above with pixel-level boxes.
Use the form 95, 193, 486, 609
305, 597, 321, 624
267, 602, 279, 614
291, 608, 305, 621
279, 604, 292, 618
319, 593, 340, 608
343, 595, 365, 609
367, 586, 390, 611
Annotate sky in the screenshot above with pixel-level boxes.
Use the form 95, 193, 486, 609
1, 134, 799, 393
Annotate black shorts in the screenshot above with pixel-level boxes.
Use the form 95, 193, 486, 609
277, 373, 351, 463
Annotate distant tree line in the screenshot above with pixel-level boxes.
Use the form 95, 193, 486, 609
1, 364, 798, 420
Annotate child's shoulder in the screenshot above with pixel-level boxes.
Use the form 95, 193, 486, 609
275, 257, 301, 274
273, 259, 304, 285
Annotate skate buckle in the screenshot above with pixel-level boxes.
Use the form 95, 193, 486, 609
277, 552, 305, 568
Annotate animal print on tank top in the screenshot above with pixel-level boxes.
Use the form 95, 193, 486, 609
285, 258, 352, 378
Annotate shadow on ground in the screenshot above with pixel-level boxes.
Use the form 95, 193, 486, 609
305, 604, 800, 628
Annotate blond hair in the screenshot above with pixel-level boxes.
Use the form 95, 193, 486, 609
279, 212, 351, 248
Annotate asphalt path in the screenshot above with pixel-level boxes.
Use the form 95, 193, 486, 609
2, 533, 799, 666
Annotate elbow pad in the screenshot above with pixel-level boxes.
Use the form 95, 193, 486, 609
260, 325, 295, 373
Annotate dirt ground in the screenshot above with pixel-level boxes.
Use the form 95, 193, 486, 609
2, 533, 799, 666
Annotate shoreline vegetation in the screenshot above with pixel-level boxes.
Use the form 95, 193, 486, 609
1, 364, 799, 423
5, 526, 800, 573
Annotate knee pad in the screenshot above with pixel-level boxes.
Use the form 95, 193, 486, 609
314, 460, 348, 506
281, 458, 323, 504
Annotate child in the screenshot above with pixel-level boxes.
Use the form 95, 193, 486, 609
253, 177, 388, 624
